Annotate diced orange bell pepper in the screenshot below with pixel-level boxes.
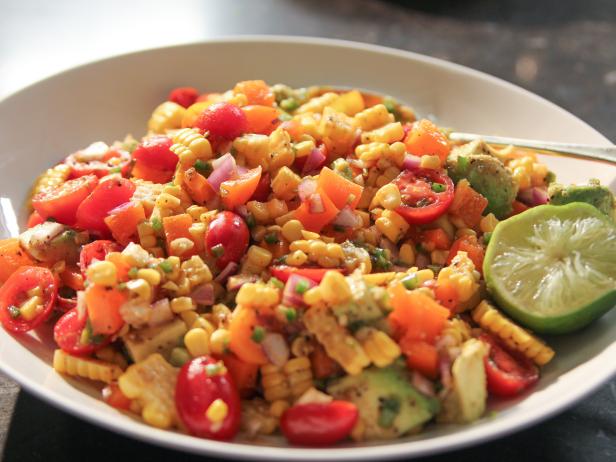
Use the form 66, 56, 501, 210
0, 238, 34, 284
106, 252, 132, 282
228, 306, 268, 365
183, 167, 216, 204
85, 284, 126, 335
293, 187, 340, 233
220, 166, 262, 211
434, 279, 459, 311
162, 214, 197, 257
509, 200, 529, 217
104, 202, 146, 246
447, 235, 485, 274
403, 119, 451, 164
317, 167, 363, 210
448, 179, 488, 228
242, 105, 280, 135
422, 228, 452, 251
233, 80, 275, 106
59, 265, 85, 291
217, 352, 259, 397
310, 344, 340, 379
132, 161, 173, 184
399, 338, 440, 379
103, 382, 132, 410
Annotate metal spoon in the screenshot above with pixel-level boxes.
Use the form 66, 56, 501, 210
449, 132, 616, 164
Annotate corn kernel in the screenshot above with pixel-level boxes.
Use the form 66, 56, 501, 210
281, 219, 304, 242
171, 296, 195, 313
300, 230, 320, 240
419, 155, 441, 169
375, 209, 409, 243
180, 310, 199, 328
269, 400, 290, 418
209, 329, 231, 355
206, 398, 229, 423
399, 242, 416, 265
372, 183, 401, 210
137, 268, 161, 286
308, 240, 327, 257
286, 250, 308, 266
126, 278, 152, 302
320, 271, 352, 305
86, 260, 117, 286
303, 286, 323, 305
122, 243, 150, 267
184, 327, 210, 357
272, 166, 301, 200
169, 237, 195, 256
247, 245, 273, 267
294, 140, 315, 158
361, 122, 404, 144
479, 213, 499, 233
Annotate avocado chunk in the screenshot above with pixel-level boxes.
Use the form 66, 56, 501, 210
327, 365, 439, 439
548, 179, 615, 219
330, 271, 385, 330
447, 140, 518, 219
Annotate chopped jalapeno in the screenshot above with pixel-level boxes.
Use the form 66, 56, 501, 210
401, 274, 419, 290
7, 305, 20, 319
264, 233, 279, 244
211, 244, 225, 258
431, 182, 446, 193
295, 279, 309, 294
251, 326, 265, 343
159, 261, 173, 273
194, 159, 212, 175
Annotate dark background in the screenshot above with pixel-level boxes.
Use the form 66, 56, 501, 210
0, 0, 615, 460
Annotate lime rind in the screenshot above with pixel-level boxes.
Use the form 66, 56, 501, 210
484, 202, 616, 334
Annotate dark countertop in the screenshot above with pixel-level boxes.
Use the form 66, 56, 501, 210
0, 0, 615, 460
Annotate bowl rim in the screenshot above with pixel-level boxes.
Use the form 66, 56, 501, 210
0, 35, 614, 461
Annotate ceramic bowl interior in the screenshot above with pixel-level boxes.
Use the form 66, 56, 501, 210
0, 37, 614, 461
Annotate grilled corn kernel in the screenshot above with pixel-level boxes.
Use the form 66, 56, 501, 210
479, 213, 499, 233
236, 283, 280, 308
286, 250, 308, 266
303, 286, 323, 305
399, 242, 416, 266
246, 245, 273, 268
375, 209, 409, 243
294, 140, 315, 158
86, 261, 117, 286
361, 122, 404, 144
19, 295, 43, 321
301, 230, 320, 240
184, 327, 210, 357
148, 101, 185, 133
354, 104, 394, 131
209, 329, 231, 355
272, 166, 301, 200
126, 278, 152, 302
180, 310, 199, 328
418, 154, 441, 169
357, 328, 401, 368
269, 400, 290, 418
372, 183, 402, 210
122, 242, 150, 267
137, 268, 161, 286
281, 219, 304, 242
319, 271, 352, 305
171, 296, 195, 313
206, 398, 229, 423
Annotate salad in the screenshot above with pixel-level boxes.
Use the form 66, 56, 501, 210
1, 80, 615, 445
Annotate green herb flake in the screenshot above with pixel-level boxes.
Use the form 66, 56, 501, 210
205, 362, 223, 377
7, 305, 20, 319
211, 244, 225, 258
264, 233, 279, 244
128, 267, 139, 278
151, 217, 163, 232
285, 307, 297, 322
159, 260, 173, 273
194, 159, 212, 175
431, 182, 446, 193
382, 97, 398, 114
401, 274, 419, 290
169, 347, 191, 368
269, 277, 284, 289
109, 167, 122, 174
294, 279, 309, 294
280, 98, 299, 112
251, 326, 265, 343
245, 214, 256, 229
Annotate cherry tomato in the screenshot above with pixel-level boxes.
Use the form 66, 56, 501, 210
0, 266, 57, 333
480, 334, 539, 397
26, 211, 45, 228
175, 356, 241, 440
249, 172, 271, 202
132, 136, 178, 172
206, 211, 249, 270
393, 169, 454, 225
168, 86, 199, 108
280, 401, 358, 446
79, 240, 121, 273
194, 103, 247, 142
65, 143, 132, 178
270, 265, 344, 284
75, 177, 136, 236
102, 382, 132, 410
31, 174, 98, 226
54, 307, 109, 355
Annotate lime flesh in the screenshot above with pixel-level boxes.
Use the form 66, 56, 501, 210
484, 202, 616, 334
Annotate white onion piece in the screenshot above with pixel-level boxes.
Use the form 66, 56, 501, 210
262, 333, 289, 367
411, 371, 436, 397
207, 153, 237, 190
214, 261, 238, 283
295, 387, 333, 405
190, 283, 215, 305
298, 177, 318, 201
402, 153, 422, 170
308, 193, 324, 213
149, 298, 174, 326
333, 206, 363, 229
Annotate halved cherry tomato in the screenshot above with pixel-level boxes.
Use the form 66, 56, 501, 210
168, 86, 199, 108
32, 175, 98, 226
102, 382, 132, 411
249, 172, 271, 202
270, 265, 344, 284
79, 240, 121, 273
175, 356, 241, 440
54, 307, 109, 355
75, 177, 136, 236
0, 266, 57, 333
393, 169, 454, 225
194, 102, 247, 142
206, 211, 249, 270
280, 401, 358, 446
480, 334, 539, 397
27, 211, 45, 228
132, 135, 178, 171
65, 142, 132, 178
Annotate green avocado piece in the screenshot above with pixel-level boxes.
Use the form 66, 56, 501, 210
447, 140, 518, 219
548, 179, 615, 219
327, 365, 439, 439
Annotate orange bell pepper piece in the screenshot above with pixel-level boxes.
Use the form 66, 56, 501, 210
85, 284, 127, 335
0, 238, 34, 284
233, 80, 275, 106
317, 167, 363, 210
228, 306, 268, 365
59, 265, 85, 291
220, 166, 262, 210
447, 235, 485, 274
183, 167, 216, 204
242, 105, 280, 135
399, 338, 440, 379
448, 179, 488, 228
131, 161, 173, 184
403, 119, 451, 164
163, 214, 197, 257
422, 228, 452, 251
293, 187, 340, 233
106, 252, 132, 282
217, 352, 259, 397
104, 202, 146, 246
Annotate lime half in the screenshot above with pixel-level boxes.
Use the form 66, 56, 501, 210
484, 202, 616, 334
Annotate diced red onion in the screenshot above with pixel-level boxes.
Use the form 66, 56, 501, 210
298, 177, 318, 202
227, 274, 258, 291
190, 283, 215, 305
517, 187, 549, 207
333, 206, 363, 229
402, 153, 422, 170
149, 298, 174, 326
237, 165, 249, 176
308, 193, 325, 213
208, 153, 237, 191
214, 261, 238, 283
412, 371, 436, 397
415, 252, 430, 269
282, 274, 317, 307
261, 333, 290, 367
302, 146, 327, 175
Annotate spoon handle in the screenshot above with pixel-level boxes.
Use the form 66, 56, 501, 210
449, 132, 616, 164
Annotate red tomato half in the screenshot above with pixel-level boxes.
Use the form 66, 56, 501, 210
75, 178, 136, 236
79, 240, 121, 273
280, 401, 358, 446
0, 266, 57, 333
480, 334, 539, 397
194, 102, 247, 142
168, 86, 199, 108
27, 211, 45, 228
393, 169, 454, 225
65, 143, 132, 178
54, 307, 109, 355
175, 356, 241, 440
132, 136, 178, 172
206, 211, 249, 270
31, 175, 99, 226
270, 265, 344, 284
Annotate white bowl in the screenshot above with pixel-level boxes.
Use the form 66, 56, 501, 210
0, 36, 614, 461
